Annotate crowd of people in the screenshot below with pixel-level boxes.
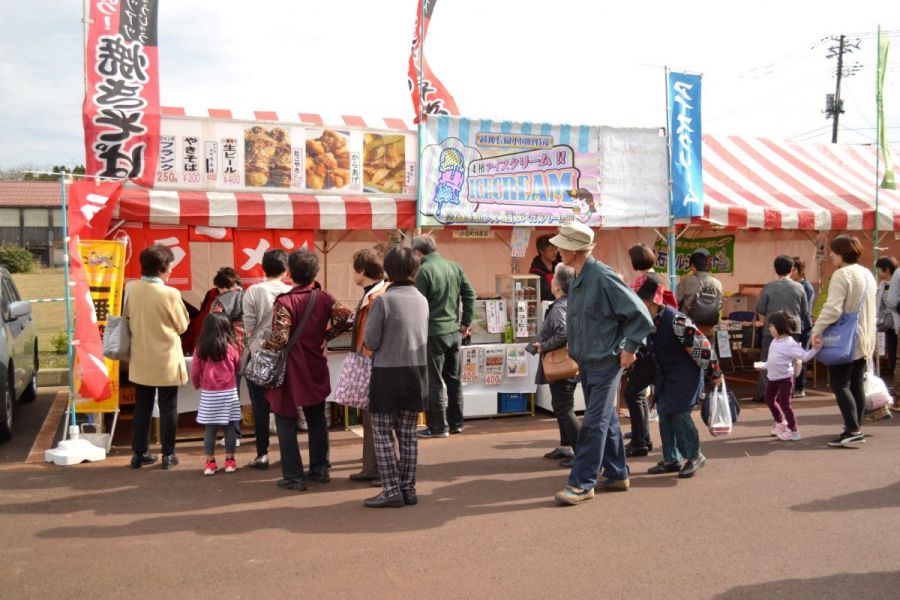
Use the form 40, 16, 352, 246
121, 223, 892, 507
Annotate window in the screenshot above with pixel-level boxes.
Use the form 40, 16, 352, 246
52, 209, 63, 227
0, 208, 19, 227
23, 209, 49, 227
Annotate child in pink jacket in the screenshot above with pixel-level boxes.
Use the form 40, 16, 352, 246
191, 313, 242, 475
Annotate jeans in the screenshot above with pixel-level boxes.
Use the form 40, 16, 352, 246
247, 381, 270, 457
274, 402, 329, 482
568, 364, 628, 489
624, 355, 655, 448
549, 379, 580, 449
132, 384, 178, 456
425, 332, 463, 433
829, 358, 867, 433
658, 411, 701, 464
765, 378, 797, 431
204, 422, 238, 455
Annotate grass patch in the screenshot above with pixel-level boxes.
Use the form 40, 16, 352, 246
39, 351, 69, 370
12, 268, 67, 348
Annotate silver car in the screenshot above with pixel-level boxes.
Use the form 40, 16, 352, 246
0, 267, 38, 442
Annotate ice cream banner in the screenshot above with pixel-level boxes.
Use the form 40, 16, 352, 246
654, 234, 735, 276
155, 116, 417, 196
75, 239, 127, 413
419, 116, 669, 227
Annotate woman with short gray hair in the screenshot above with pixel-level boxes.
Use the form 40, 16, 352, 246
531, 263, 580, 467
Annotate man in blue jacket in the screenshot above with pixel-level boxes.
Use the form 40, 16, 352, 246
550, 222, 655, 505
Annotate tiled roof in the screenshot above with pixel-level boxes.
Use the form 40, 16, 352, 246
0, 182, 61, 207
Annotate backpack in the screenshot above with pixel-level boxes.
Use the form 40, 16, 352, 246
214, 289, 244, 323
685, 276, 722, 326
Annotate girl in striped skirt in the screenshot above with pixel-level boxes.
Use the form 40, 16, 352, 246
191, 312, 243, 475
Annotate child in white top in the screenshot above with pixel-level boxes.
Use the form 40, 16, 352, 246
755, 311, 821, 441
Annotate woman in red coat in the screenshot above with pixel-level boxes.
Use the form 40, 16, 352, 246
262, 249, 352, 491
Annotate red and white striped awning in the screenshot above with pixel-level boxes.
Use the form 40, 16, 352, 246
116, 189, 417, 230
699, 135, 900, 231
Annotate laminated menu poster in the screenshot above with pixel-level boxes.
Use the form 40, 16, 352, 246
515, 301, 529, 338
461, 346, 485, 383
505, 345, 529, 377
484, 347, 506, 385
485, 299, 507, 334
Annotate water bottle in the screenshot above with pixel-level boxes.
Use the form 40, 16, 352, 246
503, 321, 514, 344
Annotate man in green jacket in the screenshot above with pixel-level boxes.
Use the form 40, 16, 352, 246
549, 222, 655, 505
413, 234, 476, 438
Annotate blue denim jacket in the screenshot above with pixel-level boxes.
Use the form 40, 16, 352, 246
566, 258, 655, 370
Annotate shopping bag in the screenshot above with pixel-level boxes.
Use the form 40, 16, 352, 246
864, 370, 893, 411
332, 352, 372, 409
102, 314, 131, 361
701, 385, 740, 427
817, 277, 867, 366
706, 380, 733, 437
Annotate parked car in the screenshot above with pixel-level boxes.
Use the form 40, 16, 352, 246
0, 267, 38, 442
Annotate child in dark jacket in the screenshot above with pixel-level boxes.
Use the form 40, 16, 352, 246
191, 312, 242, 475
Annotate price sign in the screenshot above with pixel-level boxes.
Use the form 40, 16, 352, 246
485, 374, 503, 385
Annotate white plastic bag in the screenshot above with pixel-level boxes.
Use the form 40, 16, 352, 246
864, 369, 894, 411
707, 380, 733, 437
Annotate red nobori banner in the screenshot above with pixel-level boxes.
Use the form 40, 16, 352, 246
83, 0, 160, 188
408, 0, 459, 123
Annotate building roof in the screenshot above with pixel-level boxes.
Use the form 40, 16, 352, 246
0, 182, 61, 208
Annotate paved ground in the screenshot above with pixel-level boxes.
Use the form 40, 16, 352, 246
1, 384, 898, 599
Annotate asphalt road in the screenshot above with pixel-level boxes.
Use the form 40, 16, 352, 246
1, 396, 898, 599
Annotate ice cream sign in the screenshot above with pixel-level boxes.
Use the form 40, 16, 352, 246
467, 145, 579, 209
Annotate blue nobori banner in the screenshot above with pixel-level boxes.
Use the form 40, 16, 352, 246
667, 71, 704, 218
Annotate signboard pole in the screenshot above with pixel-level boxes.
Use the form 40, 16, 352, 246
415, 0, 426, 229
664, 66, 677, 292
60, 175, 78, 436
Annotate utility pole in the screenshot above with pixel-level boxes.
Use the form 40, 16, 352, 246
824, 34, 861, 143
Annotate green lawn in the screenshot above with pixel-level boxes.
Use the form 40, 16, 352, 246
12, 268, 69, 367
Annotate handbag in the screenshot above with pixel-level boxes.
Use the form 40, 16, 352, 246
244, 290, 317, 389
102, 289, 131, 361
332, 351, 373, 409
541, 346, 579, 382
817, 275, 868, 366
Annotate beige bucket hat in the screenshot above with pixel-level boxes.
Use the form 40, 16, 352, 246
549, 221, 595, 252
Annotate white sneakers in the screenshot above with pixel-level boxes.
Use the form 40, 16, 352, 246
777, 428, 802, 442
770, 421, 787, 437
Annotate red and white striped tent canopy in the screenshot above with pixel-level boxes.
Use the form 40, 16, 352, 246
700, 135, 900, 231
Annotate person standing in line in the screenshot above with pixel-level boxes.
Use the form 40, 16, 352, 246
347, 248, 388, 485
624, 243, 677, 457
789, 256, 816, 397
529, 234, 561, 302
675, 249, 723, 339
754, 255, 809, 403
886, 257, 900, 399
412, 234, 476, 438
875, 257, 898, 374
263, 249, 353, 490
125, 245, 190, 470
530, 263, 580, 467
363, 247, 430, 508
550, 223, 655, 505
811, 235, 877, 448
755, 311, 821, 442
637, 274, 722, 478
191, 313, 243, 475
241, 249, 292, 469
209, 267, 246, 442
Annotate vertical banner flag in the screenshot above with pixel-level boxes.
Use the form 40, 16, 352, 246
75, 240, 127, 413
408, 0, 459, 123
84, 0, 160, 188
877, 30, 896, 190
667, 71, 704, 218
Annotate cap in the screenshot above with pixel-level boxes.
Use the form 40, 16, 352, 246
549, 222, 595, 252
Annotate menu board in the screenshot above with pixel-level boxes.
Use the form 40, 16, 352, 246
155, 116, 417, 196
484, 347, 506, 385
461, 346, 485, 383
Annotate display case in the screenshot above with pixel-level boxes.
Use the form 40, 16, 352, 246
495, 274, 541, 341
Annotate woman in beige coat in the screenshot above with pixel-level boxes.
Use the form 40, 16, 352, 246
811, 235, 877, 449
125, 245, 190, 469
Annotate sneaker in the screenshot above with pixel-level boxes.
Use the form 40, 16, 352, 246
862, 406, 893, 424
417, 429, 449, 439
792, 390, 806, 398
678, 454, 707, 478
770, 421, 788, 437
648, 408, 659, 422
777, 428, 802, 442
596, 476, 630, 492
203, 460, 217, 476
543, 447, 574, 460
224, 457, 237, 473
554, 485, 595, 505
247, 455, 269, 470
827, 431, 865, 448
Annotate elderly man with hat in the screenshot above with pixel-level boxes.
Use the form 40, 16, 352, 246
637, 273, 723, 479
550, 221, 655, 505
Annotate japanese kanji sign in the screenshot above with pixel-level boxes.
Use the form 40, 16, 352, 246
84, 0, 160, 187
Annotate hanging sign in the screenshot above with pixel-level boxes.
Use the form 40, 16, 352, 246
667, 70, 704, 218
655, 235, 734, 276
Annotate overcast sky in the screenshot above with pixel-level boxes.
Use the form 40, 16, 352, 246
0, 0, 898, 169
